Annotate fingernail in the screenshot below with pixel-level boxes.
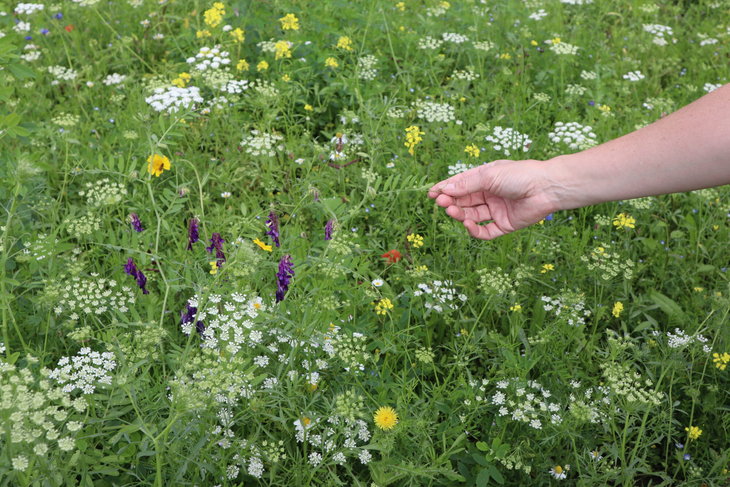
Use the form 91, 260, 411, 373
442, 184, 455, 192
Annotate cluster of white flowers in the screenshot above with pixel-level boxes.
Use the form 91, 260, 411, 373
561, 0, 592, 4
13, 21, 30, 32
567, 382, 610, 424
541, 293, 591, 326
528, 9, 547, 20
328, 131, 364, 162
414, 100, 455, 123
580, 70, 597, 80
48, 65, 78, 82
623, 70, 645, 82
698, 34, 718, 46
78, 178, 128, 207
601, 361, 664, 406
102, 73, 126, 86
219, 79, 249, 94
14, 3, 45, 14
324, 326, 370, 373
565, 83, 587, 96
550, 41, 579, 55
293, 413, 372, 468
704, 83, 722, 93
417, 36, 443, 50
357, 55, 378, 80
473, 40, 495, 51
653, 328, 711, 353
485, 126, 532, 156
240, 129, 284, 157
548, 122, 597, 150
447, 161, 476, 176
442, 32, 469, 43
452, 68, 479, 81
63, 212, 102, 238
145, 86, 203, 114
186, 45, 231, 71
20, 43, 41, 62
581, 243, 635, 280
49, 348, 117, 394
643, 24, 673, 46
477, 266, 518, 295
413, 280, 467, 313
52, 112, 80, 127
425, 3, 449, 16
47, 274, 136, 320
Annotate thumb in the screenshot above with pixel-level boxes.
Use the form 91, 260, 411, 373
434, 165, 490, 198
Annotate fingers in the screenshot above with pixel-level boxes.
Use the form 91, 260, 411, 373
463, 219, 508, 240
446, 204, 492, 223
428, 165, 489, 199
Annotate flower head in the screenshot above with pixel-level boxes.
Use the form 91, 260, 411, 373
324, 219, 335, 241
275, 255, 295, 302
612, 301, 624, 318
406, 233, 424, 249
187, 218, 199, 250
129, 213, 143, 232
381, 249, 401, 263
253, 238, 272, 252
124, 258, 149, 294
613, 213, 636, 230
404, 125, 424, 155
279, 13, 300, 31
374, 406, 398, 430
550, 465, 568, 480
685, 425, 702, 441
713, 352, 730, 370
464, 144, 480, 158
266, 211, 280, 247
374, 298, 394, 315
336, 36, 354, 51
147, 154, 171, 177
206, 232, 226, 265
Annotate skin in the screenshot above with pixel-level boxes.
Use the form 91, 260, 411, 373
428, 83, 730, 240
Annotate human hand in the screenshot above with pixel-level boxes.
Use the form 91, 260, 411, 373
428, 159, 561, 240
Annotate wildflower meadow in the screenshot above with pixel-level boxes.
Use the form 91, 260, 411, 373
2, 0, 730, 485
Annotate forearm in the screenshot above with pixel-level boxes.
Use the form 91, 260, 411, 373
548, 83, 730, 211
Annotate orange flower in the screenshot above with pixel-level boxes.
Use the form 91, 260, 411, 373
64, 25, 74, 32
381, 249, 401, 263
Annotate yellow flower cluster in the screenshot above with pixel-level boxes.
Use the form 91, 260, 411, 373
373, 406, 398, 430
230, 27, 245, 43
209, 261, 219, 275
509, 304, 522, 312
713, 352, 730, 370
279, 13, 299, 31
236, 59, 249, 71
685, 425, 702, 441
374, 298, 394, 315
406, 233, 424, 248
172, 72, 191, 88
204, 2, 225, 28
540, 263, 555, 273
336, 36, 354, 51
612, 301, 624, 318
613, 213, 636, 230
404, 125, 424, 155
274, 40, 292, 60
464, 144, 480, 158
395, 2, 405, 12
325, 57, 339, 68
257, 60, 269, 71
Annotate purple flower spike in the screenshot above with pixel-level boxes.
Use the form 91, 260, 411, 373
124, 258, 137, 276
275, 255, 294, 302
187, 218, 199, 250
206, 232, 226, 265
266, 211, 280, 247
124, 258, 149, 294
324, 219, 334, 241
129, 213, 144, 232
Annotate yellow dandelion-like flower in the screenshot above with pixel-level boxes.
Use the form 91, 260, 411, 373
146, 154, 171, 177
374, 406, 398, 430
253, 238, 273, 252
612, 301, 624, 318
540, 263, 555, 274
510, 304, 522, 312
279, 13, 300, 31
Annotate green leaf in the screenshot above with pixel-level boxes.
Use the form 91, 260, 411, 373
476, 441, 490, 452
475, 467, 492, 487
648, 290, 686, 323
7, 62, 35, 80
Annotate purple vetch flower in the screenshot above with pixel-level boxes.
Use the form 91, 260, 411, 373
206, 232, 226, 265
124, 258, 149, 294
180, 302, 205, 336
266, 211, 280, 247
129, 213, 144, 232
275, 255, 294, 302
186, 218, 199, 250
324, 219, 334, 241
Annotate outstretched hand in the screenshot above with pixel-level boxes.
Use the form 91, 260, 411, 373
428, 159, 560, 240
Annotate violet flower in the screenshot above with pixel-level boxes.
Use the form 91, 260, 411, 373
324, 219, 334, 241
275, 255, 294, 302
266, 211, 280, 247
206, 232, 226, 266
129, 213, 144, 232
180, 302, 205, 336
187, 218, 199, 250
124, 258, 149, 294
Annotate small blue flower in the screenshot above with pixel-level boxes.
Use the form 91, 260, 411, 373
54, 13, 64, 19
683, 454, 691, 461
40, 28, 49, 35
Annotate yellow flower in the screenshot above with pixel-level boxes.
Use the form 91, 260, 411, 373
374, 406, 398, 430
374, 298, 394, 315
230, 27, 245, 43
464, 144, 480, 158
685, 425, 702, 441
395, 2, 405, 11
499, 53, 512, 60
713, 352, 730, 370
404, 125, 424, 156
203, 2, 224, 28
209, 261, 219, 275
540, 263, 555, 273
336, 36, 354, 51
257, 60, 269, 71
253, 238, 272, 252
325, 57, 339, 68
279, 13, 300, 31
236, 59, 249, 71
281, 74, 291, 82
613, 213, 636, 230
597, 104, 611, 113
146, 154, 171, 177
196, 29, 212, 38
172, 72, 191, 88
274, 40, 292, 60
530, 40, 538, 46
406, 233, 424, 248
304, 104, 313, 111
510, 304, 522, 312
612, 301, 624, 318
551, 37, 561, 45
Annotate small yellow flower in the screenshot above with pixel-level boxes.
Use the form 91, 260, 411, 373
406, 233, 424, 248
464, 144, 480, 158
325, 57, 339, 68
196, 29, 212, 39
685, 425, 702, 441
336, 36, 354, 51
209, 261, 219, 275
230, 27, 245, 43
551, 37, 561, 45
530, 40, 538, 46
693, 286, 704, 292
304, 104, 313, 111
395, 2, 405, 11
540, 263, 555, 274
279, 13, 300, 31
274, 40, 292, 60
713, 352, 730, 370
459, 328, 469, 336
613, 213, 636, 230
236, 59, 249, 71
404, 125, 424, 155
499, 53, 512, 60
281, 74, 291, 82
612, 301, 624, 318
253, 238, 273, 252
257, 60, 269, 71
510, 304, 522, 312
146, 154, 171, 177
172, 72, 191, 88
597, 104, 611, 113
374, 406, 398, 430
374, 298, 394, 315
